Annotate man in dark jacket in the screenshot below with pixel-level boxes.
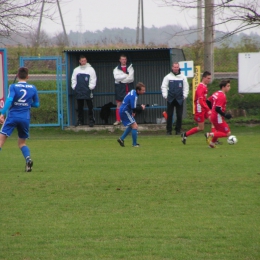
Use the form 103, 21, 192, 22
161, 62, 189, 135
71, 55, 97, 127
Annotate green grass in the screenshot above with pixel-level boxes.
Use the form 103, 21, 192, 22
0, 125, 260, 260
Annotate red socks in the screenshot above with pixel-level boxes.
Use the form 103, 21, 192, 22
116, 108, 120, 122
212, 132, 228, 142
186, 127, 199, 137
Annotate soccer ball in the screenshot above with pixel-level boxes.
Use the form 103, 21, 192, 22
227, 135, 238, 145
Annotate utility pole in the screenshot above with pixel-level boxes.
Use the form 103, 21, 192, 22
141, 0, 145, 44
56, 0, 69, 46
197, 0, 203, 42
77, 9, 83, 46
36, 0, 45, 47
136, 0, 140, 44
204, 0, 214, 81
136, 0, 145, 45
36, 0, 69, 47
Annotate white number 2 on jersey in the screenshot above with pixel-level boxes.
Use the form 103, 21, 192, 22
18, 89, 27, 103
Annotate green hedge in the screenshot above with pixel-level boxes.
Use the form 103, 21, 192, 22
7, 78, 260, 124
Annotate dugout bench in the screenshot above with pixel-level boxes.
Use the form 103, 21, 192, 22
64, 48, 186, 126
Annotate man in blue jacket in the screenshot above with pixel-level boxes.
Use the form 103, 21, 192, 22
161, 62, 189, 135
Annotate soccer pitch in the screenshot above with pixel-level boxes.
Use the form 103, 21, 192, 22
0, 125, 260, 260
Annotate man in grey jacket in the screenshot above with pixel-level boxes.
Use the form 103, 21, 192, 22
161, 62, 189, 135
71, 55, 97, 127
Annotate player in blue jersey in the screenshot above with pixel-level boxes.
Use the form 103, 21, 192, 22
0, 67, 39, 172
117, 82, 146, 147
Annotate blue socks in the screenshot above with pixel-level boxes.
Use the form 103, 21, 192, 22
120, 126, 132, 140
21, 146, 30, 161
132, 129, 137, 145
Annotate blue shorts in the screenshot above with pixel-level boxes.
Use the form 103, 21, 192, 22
0, 116, 30, 139
120, 110, 136, 126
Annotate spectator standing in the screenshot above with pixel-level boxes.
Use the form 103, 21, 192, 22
113, 54, 134, 126
117, 82, 146, 147
71, 55, 97, 127
181, 71, 212, 144
0, 67, 40, 172
161, 62, 189, 135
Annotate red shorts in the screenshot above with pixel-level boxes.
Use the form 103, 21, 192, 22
194, 111, 210, 123
211, 120, 230, 133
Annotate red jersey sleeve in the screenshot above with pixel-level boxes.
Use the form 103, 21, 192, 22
215, 92, 226, 113
196, 84, 210, 112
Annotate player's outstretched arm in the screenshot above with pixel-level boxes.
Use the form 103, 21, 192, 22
0, 115, 5, 124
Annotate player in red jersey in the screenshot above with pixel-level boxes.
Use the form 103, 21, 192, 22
181, 71, 212, 144
205, 80, 232, 148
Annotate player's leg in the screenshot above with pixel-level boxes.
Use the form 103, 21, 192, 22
0, 133, 7, 151
118, 126, 132, 146
17, 119, 33, 172
182, 121, 204, 145
0, 116, 15, 151
117, 111, 135, 147
174, 100, 183, 135
208, 121, 230, 148
130, 122, 139, 147
86, 99, 95, 127
114, 101, 122, 126
182, 112, 205, 144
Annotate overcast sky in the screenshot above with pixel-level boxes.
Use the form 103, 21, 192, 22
39, 0, 198, 34
39, 0, 259, 36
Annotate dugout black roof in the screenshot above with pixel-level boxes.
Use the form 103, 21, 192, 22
64, 48, 185, 62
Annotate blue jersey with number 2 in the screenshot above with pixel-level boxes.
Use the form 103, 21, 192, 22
7, 82, 39, 119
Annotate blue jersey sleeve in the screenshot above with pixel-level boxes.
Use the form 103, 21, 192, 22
1, 85, 16, 115
8, 84, 16, 99
32, 89, 40, 107
130, 92, 137, 110
1, 97, 13, 115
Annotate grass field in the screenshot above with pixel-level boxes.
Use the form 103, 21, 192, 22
0, 125, 260, 260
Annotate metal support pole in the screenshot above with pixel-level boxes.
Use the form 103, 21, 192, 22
197, 0, 203, 42
141, 0, 145, 44
56, 0, 69, 46
36, 0, 45, 47
204, 0, 214, 80
136, 0, 140, 44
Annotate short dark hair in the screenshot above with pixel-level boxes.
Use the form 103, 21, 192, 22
17, 67, 28, 79
219, 80, 230, 89
79, 55, 87, 60
136, 82, 145, 91
119, 54, 127, 59
202, 71, 211, 78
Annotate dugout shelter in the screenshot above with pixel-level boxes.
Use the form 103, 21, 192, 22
65, 48, 186, 126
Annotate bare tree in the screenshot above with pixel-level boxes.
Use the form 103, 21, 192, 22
160, 0, 260, 42
29, 28, 52, 47
0, 0, 69, 41
54, 31, 67, 47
